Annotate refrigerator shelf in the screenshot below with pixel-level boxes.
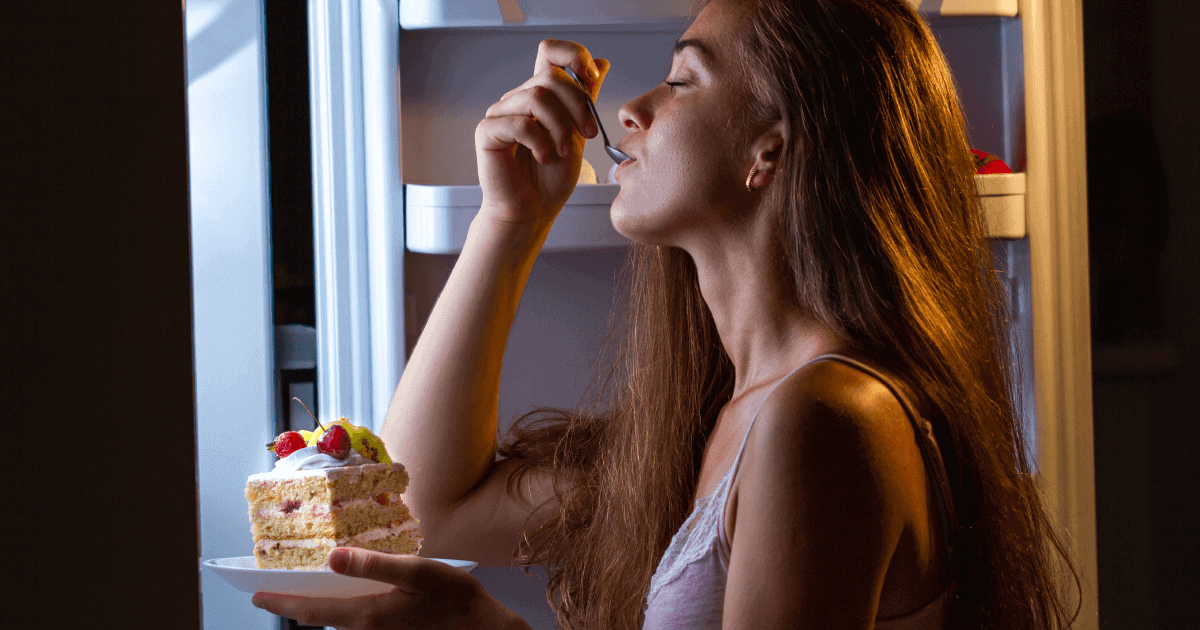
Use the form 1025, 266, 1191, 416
405, 183, 627, 253
399, 0, 1017, 31
404, 172, 1026, 253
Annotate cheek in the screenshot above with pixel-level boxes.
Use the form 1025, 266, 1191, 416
653, 115, 731, 191
609, 109, 744, 242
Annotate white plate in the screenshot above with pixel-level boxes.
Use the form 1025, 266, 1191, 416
203, 556, 478, 599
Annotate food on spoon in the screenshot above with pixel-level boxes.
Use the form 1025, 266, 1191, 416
578, 157, 597, 184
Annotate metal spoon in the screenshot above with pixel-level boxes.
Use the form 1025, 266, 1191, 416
562, 66, 632, 165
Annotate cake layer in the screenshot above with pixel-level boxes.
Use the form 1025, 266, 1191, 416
247, 459, 422, 570
251, 493, 413, 539
253, 521, 423, 570
246, 463, 410, 529
246, 462, 409, 505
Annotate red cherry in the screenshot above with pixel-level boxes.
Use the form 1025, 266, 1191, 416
270, 431, 307, 459
317, 424, 351, 459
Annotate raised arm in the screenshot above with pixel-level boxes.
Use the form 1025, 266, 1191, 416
381, 40, 610, 566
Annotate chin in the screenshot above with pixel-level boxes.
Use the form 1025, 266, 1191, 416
610, 196, 675, 247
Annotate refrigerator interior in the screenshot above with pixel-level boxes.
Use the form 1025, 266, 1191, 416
395, 8, 1033, 628
399, 17, 1033, 458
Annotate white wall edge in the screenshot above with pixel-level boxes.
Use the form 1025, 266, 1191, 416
361, 0, 404, 433
187, 0, 278, 626
310, 0, 375, 428
1021, 0, 1098, 625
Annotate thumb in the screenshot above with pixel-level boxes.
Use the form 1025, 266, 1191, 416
329, 548, 414, 587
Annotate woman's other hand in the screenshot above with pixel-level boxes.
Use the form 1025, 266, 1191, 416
475, 39, 610, 227
251, 548, 531, 630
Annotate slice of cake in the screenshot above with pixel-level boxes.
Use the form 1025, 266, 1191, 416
246, 419, 422, 570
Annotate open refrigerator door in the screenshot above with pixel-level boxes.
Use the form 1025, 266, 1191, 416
306, 1, 1094, 627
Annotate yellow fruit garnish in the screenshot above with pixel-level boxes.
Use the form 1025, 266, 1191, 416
310, 418, 392, 464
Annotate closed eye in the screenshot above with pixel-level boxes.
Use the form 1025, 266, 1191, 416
664, 81, 685, 88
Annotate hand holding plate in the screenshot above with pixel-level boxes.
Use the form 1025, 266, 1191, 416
251, 548, 528, 630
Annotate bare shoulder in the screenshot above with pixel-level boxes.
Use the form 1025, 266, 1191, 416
753, 358, 919, 463
722, 359, 930, 626
723, 360, 945, 626
730, 357, 929, 546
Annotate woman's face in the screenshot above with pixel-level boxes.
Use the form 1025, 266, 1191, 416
609, 0, 760, 247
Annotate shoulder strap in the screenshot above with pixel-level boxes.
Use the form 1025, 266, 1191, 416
808, 354, 958, 565
725, 359, 820, 486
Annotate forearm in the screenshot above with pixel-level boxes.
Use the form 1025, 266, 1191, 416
382, 212, 552, 522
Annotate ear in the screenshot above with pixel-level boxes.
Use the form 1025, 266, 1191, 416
746, 120, 786, 190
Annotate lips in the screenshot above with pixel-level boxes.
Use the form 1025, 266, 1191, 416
611, 157, 635, 184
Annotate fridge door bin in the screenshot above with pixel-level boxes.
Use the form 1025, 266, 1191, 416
930, 0, 1018, 17
405, 183, 628, 254
977, 172, 1026, 239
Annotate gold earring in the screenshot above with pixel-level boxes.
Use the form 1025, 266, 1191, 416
745, 167, 758, 192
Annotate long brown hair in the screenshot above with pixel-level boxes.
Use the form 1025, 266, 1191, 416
499, 1, 1080, 628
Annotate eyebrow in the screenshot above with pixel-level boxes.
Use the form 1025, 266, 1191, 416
672, 38, 714, 65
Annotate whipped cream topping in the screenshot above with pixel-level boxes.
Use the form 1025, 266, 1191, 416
273, 445, 371, 472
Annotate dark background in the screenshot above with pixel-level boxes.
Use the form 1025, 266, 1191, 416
1083, 0, 1199, 627
3, 1, 199, 626
2, 0, 1195, 627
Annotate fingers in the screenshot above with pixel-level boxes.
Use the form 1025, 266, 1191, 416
590, 58, 612, 98
331, 547, 427, 591
498, 64, 609, 135
477, 114, 560, 164
480, 40, 611, 166
486, 85, 584, 158
252, 591, 372, 628
503, 57, 610, 102
485, 55, 610, 163
253, 552, 490, 630
533, 38, 602, 86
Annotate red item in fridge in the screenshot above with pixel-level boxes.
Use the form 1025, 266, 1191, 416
971, 149, 1012, 174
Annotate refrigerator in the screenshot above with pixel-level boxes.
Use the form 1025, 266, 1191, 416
188, 0, 1096, 628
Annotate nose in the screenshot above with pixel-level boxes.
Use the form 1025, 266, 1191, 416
618, 89, 655, 132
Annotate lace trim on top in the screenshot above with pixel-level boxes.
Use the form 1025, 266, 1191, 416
644, 454, 738, 607
644, 360, 798, 609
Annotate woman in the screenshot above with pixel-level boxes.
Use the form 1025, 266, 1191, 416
254, 0, 1078, 628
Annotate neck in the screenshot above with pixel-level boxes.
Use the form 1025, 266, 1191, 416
680, 219, 844, 399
